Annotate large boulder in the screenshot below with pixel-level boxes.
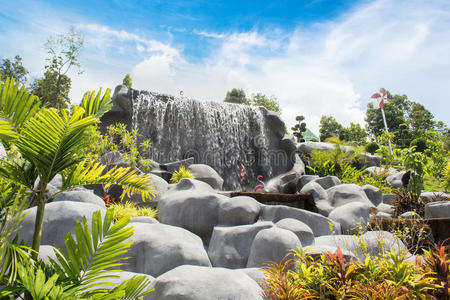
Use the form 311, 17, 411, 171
386, 171, 406, 188
275, 218, 314, 246
326, 184, 374, 209
38, 245, 58, 264
382, 193, 397, 205
187, 164, 224, 190
86, 271, 155, 295
218, 196, 261, 226
122, 223, 211, 277
146, 265, 263, 300
264, 154, 305, 194
299, 181, 332, 216
298, 175, 319, 190
312, 176, 341, 190
208, 221, 274, 268
377, 203, 394, 215
425, 201, 450, 219
167, 177, 214, 193
0, 142, 6, 159
352, 154, 381, 169
364, 166, 386, 176
130, 216, 159, 224
421, 191, 449, 202
260, 204, 339, 236
297, 142, 354, 156
16, 201, 105, 250
362, 184, 382, 206
328, 202, 372, 234
125, 173, 169, 206
52, 190, 106, 209
247, 227, 301, 268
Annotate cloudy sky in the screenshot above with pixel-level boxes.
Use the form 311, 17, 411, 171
1, 0, 449, 133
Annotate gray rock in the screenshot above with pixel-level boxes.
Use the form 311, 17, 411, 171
247, 227, 301, 268
328, 202, 372, 234
305, 245, 357, 262
383, 193, 397, 205
364, 166, 386, 176
130, 216, 159, 224
235, 268, 266, 288
362, 184, 382, 206
208, 221, 274, 268
421, 191, 449, 202
52, 190, 106, 209
161, 157, 195, 173
187, 164, 224, 190
218, 196, 261, 226
299, 181, 332, 216
377, 203, 394, 214
400, 211, 422, 219
146, 265, 263, 300
353, 154, 381, 169
297, 142, 354, 156
86, 271, 155, 295
264, 154, 305, 194
0, 142, 6, 159
112, 85, 133, 114
158, 190, 228, 242
386, 171, 406, 188
49, 174, 63, 190
275, 218, 314, 246
125, 173, 168, 206
101, 151, 127, 166
122, 223, 211, 277
260, 204, 340, 236
312, 176, 341, 190
16, 201, 105, 250
167, 177, 214, 193
38, 245, 58, 264
425, 201, 450, 219
315, 231, 408, 262
298, 175, 319, 190
326, 184, 374, 208
376, 211, 393, 218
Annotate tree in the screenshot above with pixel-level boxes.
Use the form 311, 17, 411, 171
249, 93, 281, 113
319, 115, 345, 141
0, 77, 152, 258
32, 27, 83, 109
0, 55, 28, 84
345, 122, 366, 145
291, 115, 307, 142
408, 102, 435, 133
224, 88, 248, 104
123, 73, 132, 89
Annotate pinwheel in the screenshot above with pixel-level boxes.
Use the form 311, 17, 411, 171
371, 88, 393, 154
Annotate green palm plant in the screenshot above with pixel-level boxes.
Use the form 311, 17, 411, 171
0, 77, 153, 259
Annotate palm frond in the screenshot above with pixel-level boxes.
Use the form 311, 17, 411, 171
0, 158, 38, 192
113, 275, 154, 299
61, 160, 154, 201
80, 88, 112, 118
48, 210, 149, 298
0, 119, 18, 142
15, 107, 98, 183
0, 77, 41, 131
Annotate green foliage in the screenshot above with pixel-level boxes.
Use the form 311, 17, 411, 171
31, 70, 72, 109
224, 88, 248, 104
345, 123, 367, 145
402, 147, 427, 195
444, 162, 450, 192
365, 142, 379, 155
291, 115, 307, 142
170, 165, 194, 183
108, 202, 157, 221
319, 115, 345, 141
0, 55, 28, 84
410, 137, 427, 153
122, 73, 133, 89
249, 93, 281, 113
422, 240, 450, 299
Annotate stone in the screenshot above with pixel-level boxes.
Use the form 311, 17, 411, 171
362, 184, 382, 206
364, 166, 386, 176
386, 171, 406, 188
352, 154, 381, 169
38, 245, 58, 264
52, 190, 106, 209
420, 191, 449, 202
315, 231, 408, 262
312, 176, 341, 190
425, 201, 450, 219
130, 216, 159, 224
88, 271, 154, 295
218, 196, 261, 226
376, 211, 393, 218
299, 181, 332, 216
158, 190, 229, 243
328, 202, 372, 235
49, 174, 63, 189
236, 268, 266, 288
264, 154, 305, 194
382, 193, 397, 205
187, 164, 224, 190
167, 177, 214, 193
377, 203, 394, 214
160, 157, 195, 173
208, 221, 274, 268
101, 151, 127, 166
146, 265, 263, 300
112, 85, 133, 114
305, 245, 357, 262
275, 218, 314, 246
326, 184, 374, 209
260, 204, 339, 236
400, 211, 422, 219
247, 227, 301, 268
297, 142, 354, 156
16, 201, 105, 250
298, 175, 319, 190
122, 223, 211, 277
0, 142, 6, 159
125, 173, 168, 206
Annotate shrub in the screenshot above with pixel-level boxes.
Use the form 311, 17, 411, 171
365, 142, 379, 155
411, 137, 428, 153
444, 162, 450, 192
108, 202, 157, 221
170, 165, 194, 183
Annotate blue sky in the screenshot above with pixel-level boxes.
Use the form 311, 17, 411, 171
0, 0, 449, 132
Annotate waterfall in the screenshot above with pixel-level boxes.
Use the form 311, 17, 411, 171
131, 91, 274, 190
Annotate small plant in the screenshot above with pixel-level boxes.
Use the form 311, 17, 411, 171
443, 162, 450, 192
170, 165, 194, 183
365, 141, 379, 155
422, 239, 450, 299
108, 202, 157, 221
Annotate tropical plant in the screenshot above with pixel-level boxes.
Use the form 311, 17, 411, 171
170, 165, 194, 183
108, 202, 157, 221
0, 77, 153, 258
365, 142, 379, 155
291, 115, 307, 143
444, 162, 450, 192
402, 146, 427, 195
122, 73, 132, 89
422, 239, 450, 299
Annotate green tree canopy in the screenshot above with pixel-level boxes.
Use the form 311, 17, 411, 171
319, 115, 345, 141
291, 115, 307, 142
249, 93, 281, 113
224, 88, 248, 104
0, 55, 28, 84
123, 73, 132, 89
345, 122, 367, 145
31, 71, 71, 108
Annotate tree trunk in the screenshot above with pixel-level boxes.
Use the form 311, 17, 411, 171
31, 183, 47, 259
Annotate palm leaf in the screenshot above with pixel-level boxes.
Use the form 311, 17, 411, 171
0, 119, 18, 141
15, 107, 98, 183
48, 210, 149, 298
61, 160, 154, 201
80, 88, 112, 118
0, 77, 41, 132
112, 275, 154, 299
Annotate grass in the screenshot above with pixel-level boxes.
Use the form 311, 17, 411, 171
107, 202, 157, 221
423, 174, 445, 192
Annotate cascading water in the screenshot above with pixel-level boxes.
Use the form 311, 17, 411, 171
131, 91, 274, 190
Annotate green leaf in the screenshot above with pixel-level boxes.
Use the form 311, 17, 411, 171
79, 88, 112, 118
